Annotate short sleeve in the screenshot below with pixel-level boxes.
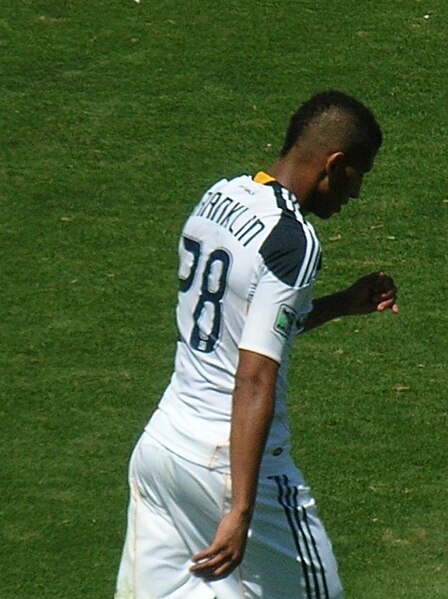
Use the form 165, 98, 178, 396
238, 212, 320, 363
238, 260, 314, 363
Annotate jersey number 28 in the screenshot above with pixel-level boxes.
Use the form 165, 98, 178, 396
179, 235, 231, 353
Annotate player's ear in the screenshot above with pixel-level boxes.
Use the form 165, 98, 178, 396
325, 151, 345, 175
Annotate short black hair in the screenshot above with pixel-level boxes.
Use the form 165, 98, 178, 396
280, 90, 382, 161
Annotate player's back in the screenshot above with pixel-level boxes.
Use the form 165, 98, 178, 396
175, 176, 273, 403
146, 174, 320, 472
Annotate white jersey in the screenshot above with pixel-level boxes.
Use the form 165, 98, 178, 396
146, 173, 321, 475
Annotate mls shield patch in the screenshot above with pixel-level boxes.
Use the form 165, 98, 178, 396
274, 304, 296, 338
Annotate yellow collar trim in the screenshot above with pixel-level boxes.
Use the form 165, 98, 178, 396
253, 171, 276, 185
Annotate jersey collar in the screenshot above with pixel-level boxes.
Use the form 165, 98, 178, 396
253, 172, 305, 222
253, 171, 276, 185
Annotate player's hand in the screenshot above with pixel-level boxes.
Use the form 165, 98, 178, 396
343, 271, 399, 315
190, 510, 250, 579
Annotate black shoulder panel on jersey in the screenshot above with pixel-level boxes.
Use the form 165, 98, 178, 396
268, 180, 289, 211
259, 212, 308, 286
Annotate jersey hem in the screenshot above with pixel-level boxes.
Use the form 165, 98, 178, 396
237, 343, 282, 364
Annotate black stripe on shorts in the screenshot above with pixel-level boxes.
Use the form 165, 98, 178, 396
271, 475, 329, 599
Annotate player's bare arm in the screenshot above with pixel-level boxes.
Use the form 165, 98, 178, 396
303, 271, 398, 332
190, 350, 279, 579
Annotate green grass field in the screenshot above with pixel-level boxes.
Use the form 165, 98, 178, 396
1, 1, 447, 597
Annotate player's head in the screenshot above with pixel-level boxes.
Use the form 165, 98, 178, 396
280, 90, 382, 165
280, 91, 382, 219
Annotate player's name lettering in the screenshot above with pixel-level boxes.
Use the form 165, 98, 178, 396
195, 191, 265, 247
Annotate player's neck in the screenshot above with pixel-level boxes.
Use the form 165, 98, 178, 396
267, 156, 319, 210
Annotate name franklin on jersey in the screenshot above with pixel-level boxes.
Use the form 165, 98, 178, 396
195, 190, 265, 247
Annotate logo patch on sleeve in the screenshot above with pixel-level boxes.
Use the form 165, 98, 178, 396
274, 304, 296, 338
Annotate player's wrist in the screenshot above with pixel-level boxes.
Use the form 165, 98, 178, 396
316, 289, 353, 319
335, 288, 356, 317
229, 502, 254, 524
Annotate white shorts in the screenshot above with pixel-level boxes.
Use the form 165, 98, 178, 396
115, 432, 343, 599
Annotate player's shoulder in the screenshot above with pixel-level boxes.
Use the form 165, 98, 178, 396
200, 175, 254, 196
199, 174, 281, 202
259, 183, 321, 287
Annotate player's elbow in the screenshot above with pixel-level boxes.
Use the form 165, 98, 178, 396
234, 350, 279, 396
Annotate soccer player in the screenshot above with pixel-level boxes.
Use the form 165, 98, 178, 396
115, 90, 398, 599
